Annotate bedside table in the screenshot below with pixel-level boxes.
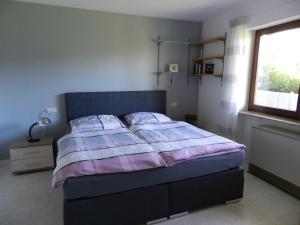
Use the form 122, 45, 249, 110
10, 137, 54, 174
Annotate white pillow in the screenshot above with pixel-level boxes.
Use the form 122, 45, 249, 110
70, 115, 125, 133
124, 112, 172, 125
98, 115, 125, 130
70, 115, 102, 133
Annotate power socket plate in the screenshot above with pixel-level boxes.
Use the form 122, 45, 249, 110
47, 107, 57, 113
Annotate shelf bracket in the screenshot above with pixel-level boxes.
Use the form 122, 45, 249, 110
187, 38, 191, 85
221, 32, 227, 88
156, 35, 161, 86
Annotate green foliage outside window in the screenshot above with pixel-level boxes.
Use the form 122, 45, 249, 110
258, 65, 300, 93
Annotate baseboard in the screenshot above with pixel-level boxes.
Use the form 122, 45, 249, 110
146, 217, 168, 225
225, 199, 242, 204
169, 211, 189, 219
248, 164, 300, 199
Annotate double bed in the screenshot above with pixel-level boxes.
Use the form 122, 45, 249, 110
56, 90, 245, 225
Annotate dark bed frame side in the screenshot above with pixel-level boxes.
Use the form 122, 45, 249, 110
64, 169, 244, 225
63, 91, 244, 225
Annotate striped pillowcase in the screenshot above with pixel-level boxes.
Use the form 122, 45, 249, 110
70, 115, 125, 133
124, 112, 172, 125
98, 115, 126, 130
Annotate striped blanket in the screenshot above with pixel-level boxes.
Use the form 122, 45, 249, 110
130, 121, 245, 166
52, 128, 165, 188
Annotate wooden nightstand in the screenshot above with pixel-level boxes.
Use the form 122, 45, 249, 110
10, 137, 54, 174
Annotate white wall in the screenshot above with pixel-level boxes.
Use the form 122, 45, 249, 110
0, 0, 202, 159
198, 0, 300, 160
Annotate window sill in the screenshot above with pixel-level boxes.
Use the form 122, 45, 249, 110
239, 110, 300, 127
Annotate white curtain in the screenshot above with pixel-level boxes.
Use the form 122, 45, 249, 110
217, 16, 252, 139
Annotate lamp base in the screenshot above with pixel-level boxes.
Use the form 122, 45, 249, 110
27, 138, 40, 143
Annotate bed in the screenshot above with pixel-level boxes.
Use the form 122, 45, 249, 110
60, 90, 245, 225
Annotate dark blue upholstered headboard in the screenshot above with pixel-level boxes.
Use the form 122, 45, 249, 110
65, 91, 166, 122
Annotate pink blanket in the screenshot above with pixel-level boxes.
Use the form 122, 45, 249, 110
130, 121, 245, 166
52, 128, 165, 188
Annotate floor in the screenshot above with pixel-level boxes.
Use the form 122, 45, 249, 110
0, 159, 299, 225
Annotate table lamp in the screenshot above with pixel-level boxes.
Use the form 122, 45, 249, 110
27, 117, 51, 143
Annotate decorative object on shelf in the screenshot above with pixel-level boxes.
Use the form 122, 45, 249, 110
28, 117, 51, 143
169, 64, 178, 73
193, 63, 217, 75
193, 63, 203, 74
193, 63, 198, 74
204, 64, 214, 74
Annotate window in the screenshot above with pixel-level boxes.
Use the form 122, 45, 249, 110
249, 20, 300, 120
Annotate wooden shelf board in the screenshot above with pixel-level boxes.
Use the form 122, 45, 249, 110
192, 73, 223, 77
192, 54, 224, 61
191, 35, 226, 45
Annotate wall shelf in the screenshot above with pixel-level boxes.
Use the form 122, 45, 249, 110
191, 35, 226, 45
192, 54, 224, 61
191, 33, 227, 86
191, 73, 223, 77
152, 39, 190, 45
151, 33, 226, 86
152, 71, 189, 75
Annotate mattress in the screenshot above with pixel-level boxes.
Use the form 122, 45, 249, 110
63, 150, 244, 200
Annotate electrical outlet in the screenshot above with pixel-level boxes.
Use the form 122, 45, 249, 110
47, 107, 57, 113
170, 101, 178, 107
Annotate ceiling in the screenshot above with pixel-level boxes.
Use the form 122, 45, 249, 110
14, 0, 247, 22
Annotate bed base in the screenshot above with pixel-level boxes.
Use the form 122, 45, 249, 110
64, 168, 244, 225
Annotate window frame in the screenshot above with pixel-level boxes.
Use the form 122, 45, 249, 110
248, 20, 300, 120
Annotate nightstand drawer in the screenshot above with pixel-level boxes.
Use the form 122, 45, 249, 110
11, 156, 54, 173
10, 145, 53, 160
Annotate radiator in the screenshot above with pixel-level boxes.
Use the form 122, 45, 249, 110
249, 125, 300, 198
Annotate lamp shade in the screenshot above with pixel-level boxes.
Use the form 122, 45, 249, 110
38, 117, 51, 127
